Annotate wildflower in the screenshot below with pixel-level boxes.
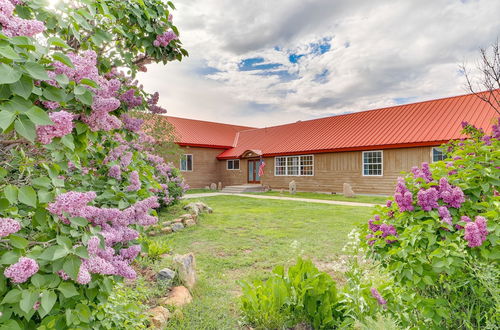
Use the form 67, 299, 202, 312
370, 288, 387, 305
36, 111, 74, 144
4, 257, 39, 283
0, 218, 21, 237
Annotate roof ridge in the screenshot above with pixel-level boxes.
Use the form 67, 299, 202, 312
167, 115, 255, 129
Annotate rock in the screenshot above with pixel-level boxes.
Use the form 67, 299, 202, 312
184, 203, 200, 215
173, 253, 196, 290
289, 180, 297, 195
171, 223, 184, 232
173, 218, 183, 223
205, 206, 213, 214
163, 221, 173, 226
147, 306, 170, 328
161, 226, 173, 234
263, 185, 271, 192
217, 182, 222, 190
159, 286, 192, 307
343, 183, 355, 198
184, 219, 196, 227
179, 213, 193, 220
210, 182, 217, 190
157, 268, 176, 282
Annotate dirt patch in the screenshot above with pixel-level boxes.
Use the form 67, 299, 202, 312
313, 255, 350, 285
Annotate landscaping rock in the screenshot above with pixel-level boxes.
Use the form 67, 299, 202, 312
157, 268, 176, 282
161, 226, 173, 234
210, 182, 217, 190
289, 180, 297, 194
179, 213, 194, 221
218, 182, 222, 190
173, 253, 196, 289
184, 219, 196, 227
343, 183, 355, 198
184, 202, 212, 215
147, 306, 170, 328
158, 286, 192, 307
171, 223, 184, 232
163, 220, 173, 226
173, 218, 183, 223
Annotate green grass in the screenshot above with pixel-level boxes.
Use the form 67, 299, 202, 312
185, 188, 214, 194
141, 196, 374, 329
249, 190, 388, 204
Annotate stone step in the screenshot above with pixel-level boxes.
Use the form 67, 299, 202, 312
221, 185, 266, 193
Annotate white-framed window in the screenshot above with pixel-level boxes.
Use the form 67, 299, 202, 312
362, 151, 383, 176
227, 159, 240, 170
431, 147, 446, 162
180, 154, 193, 171
274, 155, 314, 176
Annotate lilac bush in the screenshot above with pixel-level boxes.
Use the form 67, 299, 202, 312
365, 119, 499, 328
0, 0, 188, 328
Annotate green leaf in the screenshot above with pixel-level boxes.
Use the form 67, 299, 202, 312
56, 236, 72, 250
52, 52, 74, 68
4, 185, 18, 204
58, 282, 79, 298
31, 274, 47, 288
61, 134, 74, 150
55, 74, 69, 86
75, 89, 93, 105
18, 185, 37, 207
70, 216, 88, 227
0, 167, 6, 180
9, 75, 34, 99
63, 255, 81, 280
1, 288, 21, 304
47, 37, 70, 49
20, 290, 38, 313
26, 106, 53, 126
75, 303, 91, 323
79, 78, 98, 88
0, 95, 33, 113
74, 246, 89, 259
32, 176, 52, 189
0, 63, 22, 84
43, 86, 66, 102
0, 45, 21, 60
23, 62, 49, 81
0, 110, 16, 131
37, 189, 54, 203
9, 235, 28, 249
39, 245, 68, 261
14, 116, 36, 142
41, 290, 57, 315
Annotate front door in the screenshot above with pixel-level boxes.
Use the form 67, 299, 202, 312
247, 159, 261, 183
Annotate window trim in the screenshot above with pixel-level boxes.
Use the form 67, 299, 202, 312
362, 150, 383, 177
226, 159, 240, 170
180, 154, 193, 172
431, 147, 446, 163
274, 155, 314, 176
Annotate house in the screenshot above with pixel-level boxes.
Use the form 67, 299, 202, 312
164, 91, 497, 195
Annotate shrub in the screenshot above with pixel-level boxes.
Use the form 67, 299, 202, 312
239, 258, 345, 329
364, 119, 500, 328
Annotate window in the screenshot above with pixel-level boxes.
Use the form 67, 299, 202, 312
180, 154, 193, 171
274, 155, 314, 176
432, 147, 446, 162
227, 159, 240, 170
362, 151, 383, 176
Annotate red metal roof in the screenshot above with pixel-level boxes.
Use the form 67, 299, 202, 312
216, 91, 498, 159
165, 116, 254, 149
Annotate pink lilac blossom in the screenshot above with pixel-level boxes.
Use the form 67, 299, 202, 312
57, 270, 70, 280
103, 145, 128, 164
438, 177, 465, 208
153, 30, 177, 47
438, 206, 452, 226
47, 191, 97, 224
386, 200, 393, 208
120, 152, 133, 168
411, 162, 433, 182
36, 111, 75, 145
108, 165, 121, 180
0, 0, 45, 37
121, 114, 143, 132
492, 118, 500, 139
394, 177, 414, 212
368, 215, 381, 232
33, 301, 40, 310
42, 101, 60, 110
119, 89, 142, 108
4, 257, 39, 283
0, 218, 21, 237
370, 288, 387, 305
417, 187, 439, 211
464, 216, 488, 248
76, 266, 91, 284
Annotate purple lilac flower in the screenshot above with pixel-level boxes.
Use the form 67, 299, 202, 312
481, 135, 492, 145
491, 118, 500, 139
108, 165, 121, 180
126, 171, 141, 191
386, 200, 393, 208
394, 177, 414, 212
464, 217, 488, 248
119, 89, 142, 108
411, 162, 433, 182
417, 187, 439, 211
368, 215, 381, 232
0, 0, 45, 37
76, 266, 91, 284
4, 257, 39, 283
36, 111, 74, 145
0, 218, 21, 237
121, 114, 143, 132
438, 206, 452, 226
153, 30, 177, 47
47, 191, 97, 224
120, 152, 133, 168
370, 288, 387, 305
438, 177, 465, 208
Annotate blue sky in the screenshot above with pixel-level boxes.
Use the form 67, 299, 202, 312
139, 0, 500, 127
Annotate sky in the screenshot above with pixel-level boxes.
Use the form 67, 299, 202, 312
138, 0, 500, 128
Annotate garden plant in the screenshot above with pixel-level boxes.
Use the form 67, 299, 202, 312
0, 0, 188, 328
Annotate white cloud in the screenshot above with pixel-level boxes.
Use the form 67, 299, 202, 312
140, 0, 500, 127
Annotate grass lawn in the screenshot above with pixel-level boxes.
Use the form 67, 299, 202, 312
185, 188, 213, 194
143, 195, 374, 329
250, 190, 388, 204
